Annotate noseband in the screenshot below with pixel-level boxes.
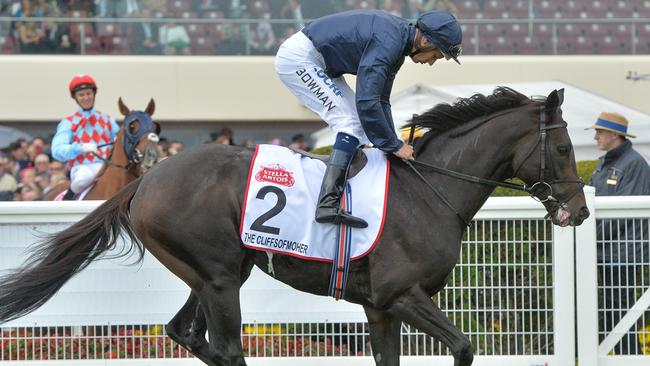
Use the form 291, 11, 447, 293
406, 105, 584, 225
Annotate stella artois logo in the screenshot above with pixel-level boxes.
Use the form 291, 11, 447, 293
255, 164, 295, 187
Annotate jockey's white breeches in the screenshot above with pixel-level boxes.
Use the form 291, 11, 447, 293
70, 162, 103, 193
275, 31, 370, 145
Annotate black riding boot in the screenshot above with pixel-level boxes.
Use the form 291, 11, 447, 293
62, 188, 76, 201
315, 148, 368, 228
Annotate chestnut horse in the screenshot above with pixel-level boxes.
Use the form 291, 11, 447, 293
46, 98, 160, 200
0, 88, 590, 366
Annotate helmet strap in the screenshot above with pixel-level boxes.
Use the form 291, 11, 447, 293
409, 29, 436, 58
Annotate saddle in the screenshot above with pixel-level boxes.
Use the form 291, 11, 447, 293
288, 147, 368, 179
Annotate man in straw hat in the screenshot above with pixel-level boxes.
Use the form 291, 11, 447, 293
588, 112, 649, 355
588, 112, 649, 196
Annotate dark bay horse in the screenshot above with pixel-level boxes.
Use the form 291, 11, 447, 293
0, 88, 589, 366
47, 98, 160, 200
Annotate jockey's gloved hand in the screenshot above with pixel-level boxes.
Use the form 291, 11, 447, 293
80, 143, 99, 154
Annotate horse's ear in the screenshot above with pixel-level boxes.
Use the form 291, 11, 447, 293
546, 89, 564, 111
145, 98, 155, 116
118, 97, 130, 116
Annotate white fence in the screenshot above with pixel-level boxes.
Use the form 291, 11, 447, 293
1, 187, 649, 366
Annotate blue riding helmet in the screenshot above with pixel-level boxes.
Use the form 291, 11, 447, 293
416, 11, 463, 64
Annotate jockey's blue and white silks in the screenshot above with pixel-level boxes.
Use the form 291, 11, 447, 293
240, 145, 390, 262
51, 108, 118, 168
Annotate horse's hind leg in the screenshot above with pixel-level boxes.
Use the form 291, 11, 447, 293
167, 259, 255, 366
166, 293, 216, 365
364, 306, 401, 366
388, 284, 473, 366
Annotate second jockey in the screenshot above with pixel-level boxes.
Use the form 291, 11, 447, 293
275, 10, 462, 228
52, 75, 119, 200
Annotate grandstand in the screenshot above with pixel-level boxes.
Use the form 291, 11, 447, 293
0, 0, 649, 56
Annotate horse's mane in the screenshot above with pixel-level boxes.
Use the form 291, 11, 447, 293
406, 87, 537, 137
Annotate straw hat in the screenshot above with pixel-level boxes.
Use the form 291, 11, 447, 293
587, 112, 636, 138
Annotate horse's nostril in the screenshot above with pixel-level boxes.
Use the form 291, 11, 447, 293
579, 206, 590, 220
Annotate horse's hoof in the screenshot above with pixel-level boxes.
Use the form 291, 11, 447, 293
453, 341, 474, 366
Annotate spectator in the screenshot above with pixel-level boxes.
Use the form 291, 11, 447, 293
65, 0, 94, 15
216, 23, 246, 54
0, 0, 12, 36
46, 171, 69, 198
589, 112, 650, 196
33, 153, 50, 174
193, 0, 221, 11
47, 159, 66, 176
131, 6, 161, 55
8, 141, 31, 172
28, 137, 46, 158
51, 75, 119, 200
248, 12, 275, 55
211, 127, 235, 145
277, 25, 296, 46
239, 138, 253, 148
19, 166, 36, 185
169, 140, 184, 155
275, 9, 462, 227
15, 181, 43, 201
381, 0, 402, 16
407, 0, 425, 18
0, 152, 17, 200
95, 0, 141, 18
288, 133, 310, 151
159, 18, 191, 55
214, 135, 231, 145
280, 0, 304, 30
588, 112, 650, 355
157, 138, 171, 161
142, 0, 166, 13
43, 20, 76, 53
3, 155, 19, 181
17, 16, 46, 54
267, 136, 283, 145
35, 0, 60, 17
34, 171, 50, 193
430, 0, 458, 15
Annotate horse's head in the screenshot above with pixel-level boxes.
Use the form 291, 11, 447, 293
512, 89, 589, 226
118, 97, 160, 175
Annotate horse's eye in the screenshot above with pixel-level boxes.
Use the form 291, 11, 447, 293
557, 145, 570, 155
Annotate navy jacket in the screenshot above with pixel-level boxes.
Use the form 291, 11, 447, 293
302, 10, 415, 152
589, 139, 650, 263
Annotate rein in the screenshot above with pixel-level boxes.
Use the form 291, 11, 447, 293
405, 105, 584, 225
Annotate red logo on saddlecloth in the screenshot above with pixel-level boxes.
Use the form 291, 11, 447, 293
255, 164, 295, 187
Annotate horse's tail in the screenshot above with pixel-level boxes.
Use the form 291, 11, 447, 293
0, 178, 144, 324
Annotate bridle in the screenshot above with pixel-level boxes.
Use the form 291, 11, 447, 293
92, 112, 159, 176
405, 104, 585, 225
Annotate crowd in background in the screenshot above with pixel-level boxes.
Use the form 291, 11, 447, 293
0, 129, 311, 201
0, 0, 459, 55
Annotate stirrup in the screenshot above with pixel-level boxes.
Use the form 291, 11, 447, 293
316, 208, 368, 228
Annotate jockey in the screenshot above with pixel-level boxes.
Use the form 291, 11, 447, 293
51, 75, 119, 200
275, 10, 462, 228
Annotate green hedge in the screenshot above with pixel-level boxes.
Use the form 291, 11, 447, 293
311, 146, 598, 196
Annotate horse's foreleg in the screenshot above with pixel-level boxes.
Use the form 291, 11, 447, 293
198, 276, 247, 366
364, 306, 402, 366
166, 292, 217, 365
388, 284, 473, 366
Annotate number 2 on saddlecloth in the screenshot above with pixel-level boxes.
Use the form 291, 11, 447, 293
250, 186, 286, 235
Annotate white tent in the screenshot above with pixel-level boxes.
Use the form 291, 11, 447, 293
312, 81, 650, 162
